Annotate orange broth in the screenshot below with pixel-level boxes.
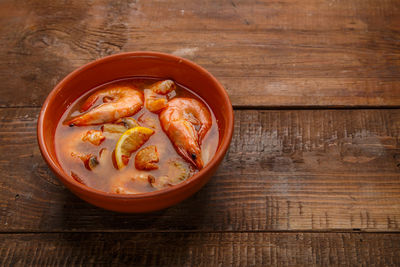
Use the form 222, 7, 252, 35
55, 77, 219, 194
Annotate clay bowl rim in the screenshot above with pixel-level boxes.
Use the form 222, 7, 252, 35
37, 51, 234, 200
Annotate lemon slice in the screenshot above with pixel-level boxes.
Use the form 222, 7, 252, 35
115, 126, 154, 169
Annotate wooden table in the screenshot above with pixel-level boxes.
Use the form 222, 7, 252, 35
1, 0, 399, 265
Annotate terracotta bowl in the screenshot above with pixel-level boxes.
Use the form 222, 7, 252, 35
37, 51, 234, 213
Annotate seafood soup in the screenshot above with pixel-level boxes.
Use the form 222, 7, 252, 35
55, 78, 219, 194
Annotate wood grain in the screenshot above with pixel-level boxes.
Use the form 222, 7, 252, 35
1, 0, 400, 264
1, 108, 400, 232
0, 232, 399, 266
0, 0, 399, 107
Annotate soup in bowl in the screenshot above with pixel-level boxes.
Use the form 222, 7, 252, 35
37, 51, 233, 213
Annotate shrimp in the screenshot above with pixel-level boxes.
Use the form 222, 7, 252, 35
82, 130, 105, 146
66, 86, 143, 126
144, 80, 176, 113
150, 79, 176, 95
111, 173, 154, 194
135, 145, 159, 170
159, 98, 212, 169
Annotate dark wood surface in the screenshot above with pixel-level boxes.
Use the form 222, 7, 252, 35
2, 108, 400, 232
1, 0, 400, 266
1, 0, 400, 108
1, 233, 399, 266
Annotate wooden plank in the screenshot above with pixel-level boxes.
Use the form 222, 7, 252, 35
0, 0, 399, 107
0, 232, 399, 266
1, 108, 400, 232
1, 0, 398, 32
221, 78, 400, 108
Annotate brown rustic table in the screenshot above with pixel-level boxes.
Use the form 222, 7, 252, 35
1, 0, 400, 266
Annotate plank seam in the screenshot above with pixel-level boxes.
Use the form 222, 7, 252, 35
1, 230, 400, 234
